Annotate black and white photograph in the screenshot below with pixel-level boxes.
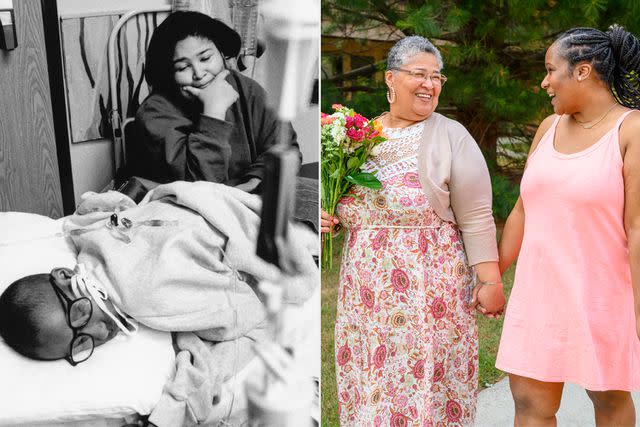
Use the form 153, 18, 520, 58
0, 0, 320, 426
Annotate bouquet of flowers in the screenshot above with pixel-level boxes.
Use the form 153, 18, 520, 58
321, 104, 385, 270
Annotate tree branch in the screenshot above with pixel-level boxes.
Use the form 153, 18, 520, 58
332, 85, 382, 92
327, 60, 386, 83
324, 2, 395, 27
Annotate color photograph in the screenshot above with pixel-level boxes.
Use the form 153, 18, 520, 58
320, 1, 640, 425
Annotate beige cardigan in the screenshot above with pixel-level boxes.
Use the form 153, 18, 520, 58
416, 113, 498, 266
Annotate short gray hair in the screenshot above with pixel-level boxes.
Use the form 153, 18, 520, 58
386, 36, 444, 70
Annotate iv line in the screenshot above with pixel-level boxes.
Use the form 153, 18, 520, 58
0, 217, 180, 248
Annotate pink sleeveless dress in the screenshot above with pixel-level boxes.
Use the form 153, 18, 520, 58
496, 111, 640, 391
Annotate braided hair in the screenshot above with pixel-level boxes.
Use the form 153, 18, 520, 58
555, 25, 640, 109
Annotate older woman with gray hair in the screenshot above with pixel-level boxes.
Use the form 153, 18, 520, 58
322, 35, 504, 425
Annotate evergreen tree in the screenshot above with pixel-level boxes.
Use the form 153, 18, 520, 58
322, 0, 640, 167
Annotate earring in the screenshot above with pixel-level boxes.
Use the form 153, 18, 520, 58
386, 86, 396, 104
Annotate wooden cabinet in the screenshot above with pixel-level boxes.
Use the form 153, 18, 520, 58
0, 0, 73, 218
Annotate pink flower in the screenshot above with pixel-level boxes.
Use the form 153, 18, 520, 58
339, 194, 356, 205
393, 393, 408, 407
372, 229, 388, 250
413, 359, 425, 379
346, 128, 365, 142
360, 269, 372, 283
320, 112, 336, 125
337, 344, 351, 366
445, 400, 462, 422
467, 360, 476, 382
418, 232, 428, 253
348, 229, 358, 248
354, 114, 367, 128
345, 115, 355, 128
433, 361, 445, 382
360, 286, 375, 308
403, 172, 421, 188
373, 345, 386, 368
332, 103, 344, 110
390, 412, 408, 427
431, 297, 447, 319
373, 416, 382, 427
409, 406, 418, 418
391, 269, 410, 293
399, 197, 412, 207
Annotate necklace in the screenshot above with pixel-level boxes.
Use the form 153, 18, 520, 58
572, 103, 617, 129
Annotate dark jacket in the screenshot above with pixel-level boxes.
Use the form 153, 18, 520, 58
131, 70, 300, 186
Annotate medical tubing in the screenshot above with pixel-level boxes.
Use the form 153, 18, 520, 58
70, 264, 138, 336
217, 247, 241, 425
0, 217, 179, 248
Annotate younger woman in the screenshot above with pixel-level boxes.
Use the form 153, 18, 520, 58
497, 25, 640, 426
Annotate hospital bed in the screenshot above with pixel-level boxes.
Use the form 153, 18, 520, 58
0, 210, 320, 426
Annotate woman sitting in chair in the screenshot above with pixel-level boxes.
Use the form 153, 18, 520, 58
131, 11, 300, 194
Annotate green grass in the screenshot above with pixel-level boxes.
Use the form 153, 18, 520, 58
321, 233, 344, 427
320, 233, 515, 427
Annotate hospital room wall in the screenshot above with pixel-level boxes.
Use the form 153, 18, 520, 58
57, 0, 319, 203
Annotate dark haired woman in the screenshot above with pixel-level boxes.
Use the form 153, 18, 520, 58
497, 24, 640, 426
131, 11, 299, 193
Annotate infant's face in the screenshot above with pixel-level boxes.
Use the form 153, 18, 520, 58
34, 268, 119, 362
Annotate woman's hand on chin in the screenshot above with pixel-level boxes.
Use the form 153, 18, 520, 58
182, 70, 238, 120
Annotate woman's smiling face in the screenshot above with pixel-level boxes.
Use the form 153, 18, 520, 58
386, 52, 443, 122
172, 36, 224, 99
540, 43, 581, 115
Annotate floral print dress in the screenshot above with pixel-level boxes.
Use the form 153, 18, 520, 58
334, 120, 478, 427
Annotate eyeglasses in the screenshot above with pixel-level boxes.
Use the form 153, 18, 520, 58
49, 276, 95, 366
391, 68, 448, 86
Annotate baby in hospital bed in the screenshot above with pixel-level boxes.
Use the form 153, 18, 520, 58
0, 180, 318, 426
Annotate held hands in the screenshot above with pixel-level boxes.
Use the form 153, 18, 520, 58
181, 69, 238, 120
321, 209, 341, 234
469, 281, 505, 319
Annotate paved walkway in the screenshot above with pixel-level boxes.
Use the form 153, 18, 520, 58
476, 378, 640, 426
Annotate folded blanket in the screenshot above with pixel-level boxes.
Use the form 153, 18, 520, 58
65, 181, 318, 341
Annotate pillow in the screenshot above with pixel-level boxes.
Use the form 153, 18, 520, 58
0, 212, 176, 425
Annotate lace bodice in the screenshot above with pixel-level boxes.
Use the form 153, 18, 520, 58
362, 120, 425, 181
337, 119, 444, 229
